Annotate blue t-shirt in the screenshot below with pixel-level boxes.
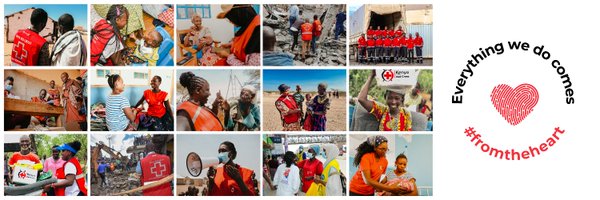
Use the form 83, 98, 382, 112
98, 163, 108, 173
106, 94, 130, 131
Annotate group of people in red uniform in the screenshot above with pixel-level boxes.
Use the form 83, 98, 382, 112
357, 26, 424, 64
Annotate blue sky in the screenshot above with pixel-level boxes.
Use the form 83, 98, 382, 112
5, 4, 88, 27
263, 69, 346, 92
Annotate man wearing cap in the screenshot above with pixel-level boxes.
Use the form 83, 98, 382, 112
136, 142, 172, 196
45, 141, 87, 196
275, 84, 302, 131
43, 145, 66, 179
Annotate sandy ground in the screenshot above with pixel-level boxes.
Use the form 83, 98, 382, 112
4, 34, 89, 66
263, 92, 347, 131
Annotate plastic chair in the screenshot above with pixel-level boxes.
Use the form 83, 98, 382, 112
155, 26, 174, 66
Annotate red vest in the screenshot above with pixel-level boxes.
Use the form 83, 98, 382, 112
383, 38, 392, 47
358, 37, 367, 47
367, 39, 375, 47
414, 36, 424, 46
277, 94, 300, 124
375, 39, 383, 46
55, 157, 87, 196
395, 30, 403, 37
209, 165, 256, 196
301, 23, 313, 41
386, 30, 394, 37
91, 19, 118, 66
407, 38, 415, 48
11, 29, 47, 66
367, 29, 374, 37
231, 15, 260, 63
140, 153, 172, 196
393, 37, 401, 47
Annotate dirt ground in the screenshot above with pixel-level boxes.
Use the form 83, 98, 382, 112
263, 92, 347, 131
4, 34, 89, 66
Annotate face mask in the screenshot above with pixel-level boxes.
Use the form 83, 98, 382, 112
5, 84, 12, 91
218, 152, 230, 164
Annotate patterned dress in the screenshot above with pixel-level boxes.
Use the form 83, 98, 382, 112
370, 101, 412, 131
309, 95, 330, 131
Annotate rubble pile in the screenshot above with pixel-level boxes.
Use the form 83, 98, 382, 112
264, 5, 346, 66
91, 170, 141, 196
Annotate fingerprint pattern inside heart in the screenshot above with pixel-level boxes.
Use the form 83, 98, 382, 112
490, 84, 539, 126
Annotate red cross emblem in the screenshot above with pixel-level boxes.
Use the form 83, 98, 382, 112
12, 41, 28, 61
382, 70, 395, 82
150, 161, 167, 177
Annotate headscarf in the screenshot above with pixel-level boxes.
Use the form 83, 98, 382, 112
367, 135, 388, 147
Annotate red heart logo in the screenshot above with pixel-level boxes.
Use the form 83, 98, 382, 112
490, 84, 539, 126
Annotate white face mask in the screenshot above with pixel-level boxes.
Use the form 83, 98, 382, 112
218, 152, 230, 164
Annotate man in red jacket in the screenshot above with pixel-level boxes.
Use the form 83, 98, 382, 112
383, 35, 393, 63
414, 32, 424, 64
366, 35, 375, 64
11, 8, 51, 66
357, 33, 367, 63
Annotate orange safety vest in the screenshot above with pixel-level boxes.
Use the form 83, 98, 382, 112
313, 20, 322, 37
11, 29, 47, 66
177, 101, 224, 131
140, 153, 172, 196
301, 23, 313, 41
209, 165, 256, 196
55, 157, 87, 196
231, 15, 260, 63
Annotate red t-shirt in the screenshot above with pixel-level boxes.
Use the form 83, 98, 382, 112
383, 38, 392, 47
9, 152, 41, 166
358, 37, 367, 47
407, 38, 415, 48
367, 29, 374, 37
400, 37, 407, 46
349, 152, 388, 195
375, 30, 383, 37
144, 90, 168, 118
375, 39, 383, 46
414, 36, 424, 46
386, 30, 394, 37
393, 37, 401, 47
395, 30, 403, 37
367, 39, 375, 47
297, 158, 323, 193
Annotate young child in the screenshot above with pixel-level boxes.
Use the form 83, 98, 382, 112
105, 74, 137, 131
132, 29, 163, 66
378, 154, 417, 196
91, 5, 129, 66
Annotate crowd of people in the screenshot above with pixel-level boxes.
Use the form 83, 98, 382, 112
263, 142, 344, 196
275, 84, 331, 131
177, 71, 260, 131
10, 8, 87, 66
4, 72, 87, 131
5, 135, 87, 196
357, 26, 424, 64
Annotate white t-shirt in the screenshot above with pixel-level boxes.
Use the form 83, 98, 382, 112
63, 162, 81, 196
273, 164, 300, 196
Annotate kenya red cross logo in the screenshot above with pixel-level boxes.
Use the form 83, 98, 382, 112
150, 161, 167, 177
382, 70, 394, 82
18, 170, 26, 179
12, 41, 28, 61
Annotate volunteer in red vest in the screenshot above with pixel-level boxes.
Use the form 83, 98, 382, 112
366, 35, 376, 63
216, 4, 261, 66
90, 4, 129, 66
8, 135, 41, 177
386, 26, 394, 39
275, 84, 302, 131
311, 14, 322, 54
357, 33, 367, 63
300, 18, 313, 61
375, 35, 384, 63
400, 33, 408, 63
297, 144, 324, 194
44, 141, 87, 196
407, 33, 415, 64
366, 26, 374, 38
206, 141, 258, 196
137, 142, 173, 196
382, 26, 389, 38
177, 71, 224, 131
375, 26, 382, 38
414, 32, 424, 64
395, 28, 404, 40
393, 34, 402, 63
11, 8, 51, 66
383, 35, 393, 63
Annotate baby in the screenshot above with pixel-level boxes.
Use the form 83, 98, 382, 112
132, 29, 163, 66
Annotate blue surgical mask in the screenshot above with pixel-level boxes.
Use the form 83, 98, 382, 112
5, 84, 12, 91
218, 152, 230, 164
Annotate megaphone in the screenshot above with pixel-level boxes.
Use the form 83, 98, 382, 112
186, 152, 220, 177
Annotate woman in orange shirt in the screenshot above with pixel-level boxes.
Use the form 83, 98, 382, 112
349, 135, 403, 196
134, 75, 173, 131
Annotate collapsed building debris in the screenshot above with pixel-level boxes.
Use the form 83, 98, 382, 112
264, 4, 347, 66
